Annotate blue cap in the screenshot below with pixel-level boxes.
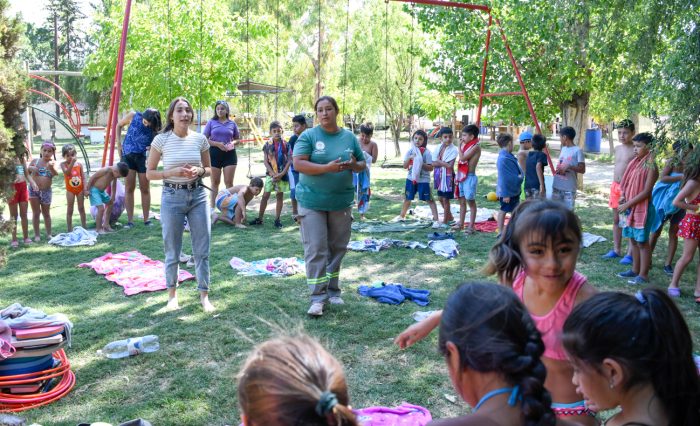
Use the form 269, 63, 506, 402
518, 131, 533, 142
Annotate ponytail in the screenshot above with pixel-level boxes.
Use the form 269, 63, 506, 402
563, 289, 700, 426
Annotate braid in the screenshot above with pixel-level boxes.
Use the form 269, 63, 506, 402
504, 313, 556, 426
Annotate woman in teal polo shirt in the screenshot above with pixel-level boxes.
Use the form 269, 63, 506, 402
293, 96, 366, 317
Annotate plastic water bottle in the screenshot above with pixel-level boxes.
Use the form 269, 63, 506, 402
97, 335, 160, 359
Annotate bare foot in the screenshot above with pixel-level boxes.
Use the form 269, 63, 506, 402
24, 238, 32, 244
104, 227, 115, 233
200, 293, 215, 312
234, 223, 247, 229
97, 230, 108, 235
34, 235, 41, 243
166, 296, 180, 311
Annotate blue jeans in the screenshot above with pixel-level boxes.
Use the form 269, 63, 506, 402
160, 185, 211, 291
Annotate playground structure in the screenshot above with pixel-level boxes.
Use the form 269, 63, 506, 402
26, 72, 91, 174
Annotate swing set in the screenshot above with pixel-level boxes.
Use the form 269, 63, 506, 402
100, 0, 553, 175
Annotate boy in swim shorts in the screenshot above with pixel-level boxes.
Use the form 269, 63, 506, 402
213, 177, 263, 228
87, 162, 129, 234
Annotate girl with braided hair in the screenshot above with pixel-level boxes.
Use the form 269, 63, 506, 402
237, 333, 358, 426
396, 200, 597, 425
430, 282, 574, 426
562, 288, 700, 426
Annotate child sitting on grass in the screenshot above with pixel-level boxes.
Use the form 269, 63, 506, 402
251, 121, 290, 228
213, 177, 263, 228
237, 333, 358, 426
87, 162, 129, 234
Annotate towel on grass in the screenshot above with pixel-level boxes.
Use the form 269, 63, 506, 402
413, 205, 496, 223
79, 251, 193, 295
352, 220, 432, 233
48, 226, 98, 246
347, 238, 427, 252
229, 256, 305, 277
354, 403, 432, 426
358, 283, 430, 306
581, 232, 607, 247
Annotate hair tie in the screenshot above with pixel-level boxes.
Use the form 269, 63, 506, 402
315, 391, 338, 417
507, 385, 521, 406
634, 291, 647, 305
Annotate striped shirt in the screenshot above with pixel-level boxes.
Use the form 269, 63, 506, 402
151, 131, 209, 183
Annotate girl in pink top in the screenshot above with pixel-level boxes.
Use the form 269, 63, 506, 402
396, 200, 597, 425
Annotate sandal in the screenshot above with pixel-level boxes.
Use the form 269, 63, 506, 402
23, 238, 32, 244
667, 287, 681, 298
463, 227, 476, 235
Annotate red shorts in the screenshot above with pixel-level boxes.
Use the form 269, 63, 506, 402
679, 213, 700, 240
9, 182, 29, 204
609, 181, 621, 209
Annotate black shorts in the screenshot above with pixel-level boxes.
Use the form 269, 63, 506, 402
210, 146, 237, 168
123, 152, 147, 173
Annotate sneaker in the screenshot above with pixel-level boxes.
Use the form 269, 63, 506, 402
183, 218, 190, 232
179, 252, 192, 263
619, 254, 633, 265
274, 219, 283, 228
627, 276, 649, 285
601, 250, 620, 259
124, 222, 135, 229
617, 270, 637, 278
143, 220, 153, 227
667, 287, 681, 298
431, 221, 441, 229
186, 257, 195, 268
329, 296, 344, 305
389, 215, 404, 223
249, 218, 263, 226
307, 302, 324, 316
663, 265, 674, 276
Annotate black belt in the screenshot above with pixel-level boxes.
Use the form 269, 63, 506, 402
164, 180, 202, 190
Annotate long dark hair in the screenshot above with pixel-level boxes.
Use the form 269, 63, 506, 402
314, 96, 339, 114
484, 199, 582, 285
562, 288, 700, 426
142, 108, 162, 132
440, 282, 556, 426
210, 100, 230, 121
162, 97, 193, 134
412, 129, 428, 148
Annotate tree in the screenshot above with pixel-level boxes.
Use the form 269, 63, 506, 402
84, 0, 269, 114
0, 0, 28, 263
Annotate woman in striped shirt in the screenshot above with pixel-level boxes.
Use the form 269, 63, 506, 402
147, 97, 215, 312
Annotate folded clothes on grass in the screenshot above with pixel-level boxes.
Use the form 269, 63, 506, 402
352, 220, 432, 233
48, 226, 98, 247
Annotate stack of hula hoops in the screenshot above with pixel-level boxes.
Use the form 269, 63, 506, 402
0, 322, 75, 412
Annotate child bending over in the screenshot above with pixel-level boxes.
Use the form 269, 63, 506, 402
87, 162, 129, 234
213, 177, 263, 228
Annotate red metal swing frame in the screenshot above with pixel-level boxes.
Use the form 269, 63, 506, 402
390, 0, 555, 173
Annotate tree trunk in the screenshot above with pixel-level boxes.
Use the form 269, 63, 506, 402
607, 122, 615, 157
561, 91, 590, 189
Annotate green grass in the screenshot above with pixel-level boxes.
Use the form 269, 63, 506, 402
1, 165, 699, 425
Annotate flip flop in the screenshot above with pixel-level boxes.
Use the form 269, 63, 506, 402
463, 228, 476, 235
450, 223, 464, 230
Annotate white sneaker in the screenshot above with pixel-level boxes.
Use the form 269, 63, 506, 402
186, 258, 195, 268
389, 215, 404, 223
179, 252, 192, 263
329, 296, 344, 305
307, 302, 324, 316
431, 221, 441, 229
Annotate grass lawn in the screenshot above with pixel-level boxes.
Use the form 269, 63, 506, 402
1, 146, 699, 425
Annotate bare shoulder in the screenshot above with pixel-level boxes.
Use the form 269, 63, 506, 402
575, 281, 598, 306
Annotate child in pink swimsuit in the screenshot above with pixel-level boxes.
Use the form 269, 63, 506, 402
396, 200, 598, 425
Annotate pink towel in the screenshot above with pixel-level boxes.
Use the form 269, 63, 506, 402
620, 153, 652, 229
79, 251, 194, 295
